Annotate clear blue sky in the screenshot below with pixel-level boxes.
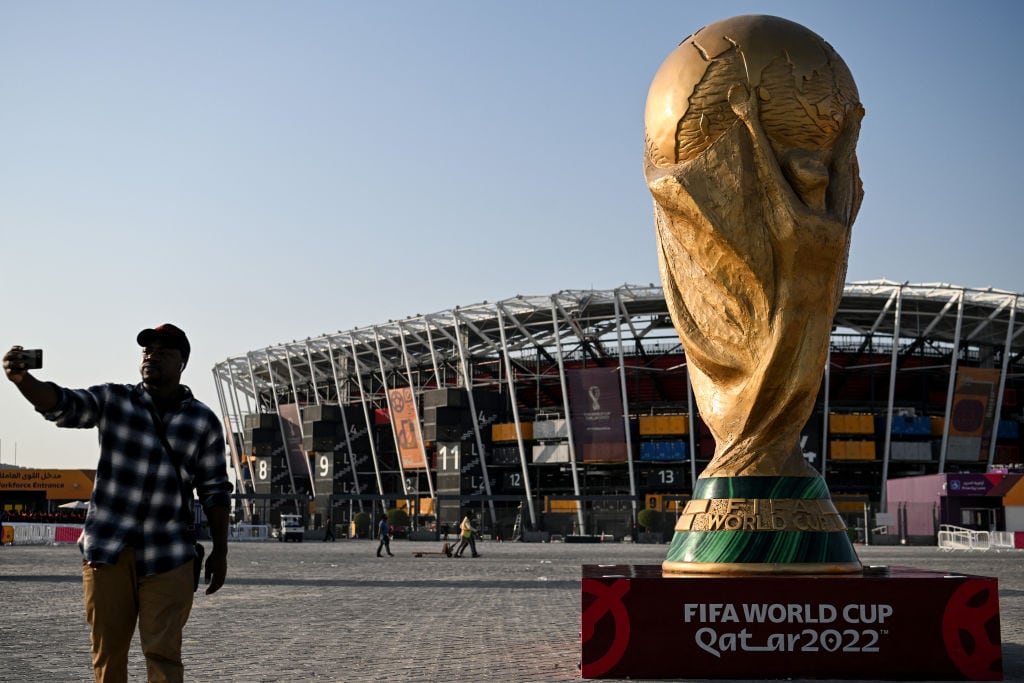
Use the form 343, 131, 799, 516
2, 1, 1022, 471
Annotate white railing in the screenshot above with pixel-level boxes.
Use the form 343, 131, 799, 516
991, 531, 1017, 549
938, 524, 987, 550
4, 522, 272, 545
938, 524, 1020, 551
228, 524, 272, 541
4, 522, 83, 545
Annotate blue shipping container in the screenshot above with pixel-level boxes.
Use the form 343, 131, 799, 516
890, 415, 931, 436
998, 420, 1020, 440
639, 440, 688, 462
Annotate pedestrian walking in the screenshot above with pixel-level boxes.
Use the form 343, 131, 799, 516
453, 510, 480, 558
3, 325, 232, 683
376, 513, 393, 557
323, 515, 336, 542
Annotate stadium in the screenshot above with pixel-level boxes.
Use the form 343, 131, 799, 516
211, 280, 1024, 541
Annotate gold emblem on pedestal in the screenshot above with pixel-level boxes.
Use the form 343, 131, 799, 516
675, 498, 847, 533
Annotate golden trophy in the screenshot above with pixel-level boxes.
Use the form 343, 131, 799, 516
645, 15, 864, 573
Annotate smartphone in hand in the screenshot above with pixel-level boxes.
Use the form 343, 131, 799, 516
21, 349, 43, 369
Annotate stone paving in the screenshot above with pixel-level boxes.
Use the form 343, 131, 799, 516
1, 540, 1023, 682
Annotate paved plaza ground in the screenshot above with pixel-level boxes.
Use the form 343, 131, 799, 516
2, 540, 1023, 682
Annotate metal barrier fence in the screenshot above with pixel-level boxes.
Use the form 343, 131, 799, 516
4, 522, 83, 546
228, 524, 272, 541
938, 524, 1019, 551
4, 523, 273, 545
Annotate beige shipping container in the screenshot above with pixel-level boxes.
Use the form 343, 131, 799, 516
829, 413, 875, 435
491, 422, 533, 442
638, 415, 689, 436
830, 440, 876, 461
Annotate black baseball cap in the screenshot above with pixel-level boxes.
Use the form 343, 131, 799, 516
137, 324, 191, 365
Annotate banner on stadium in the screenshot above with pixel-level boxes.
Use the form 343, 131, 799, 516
568, 367, 627, 462
223, 416, 250, 482
278, 404, 311, 484
950, 368, 999, 437
949, 368, 1000, 461
388, 387, 427, 469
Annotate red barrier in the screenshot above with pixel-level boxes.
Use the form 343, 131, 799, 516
54, 526, 83, 544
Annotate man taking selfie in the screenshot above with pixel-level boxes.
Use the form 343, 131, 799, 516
3, 324, 232, 683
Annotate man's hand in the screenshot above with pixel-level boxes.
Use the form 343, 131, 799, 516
204, 549, 227, 594
203, 505, 229, 594
3, 346, 31, 384
3, 346, 59, 412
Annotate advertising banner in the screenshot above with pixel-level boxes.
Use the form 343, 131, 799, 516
388, 387, 427, 469
278, 404, 311, 486
568, 368, 627, 462
224, 416, 251, 484
949, 369, 1001, 463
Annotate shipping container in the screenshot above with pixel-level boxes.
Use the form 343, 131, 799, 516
639, 440, 688, 462
998, 419, 1020, 440
890, 441, 931, 462
301, 404, 341, 423
491, 422, 533, 442
532, 443, 571, 464
533, 418, 568, 440
243, 413, 278, 431
638, 415, 688, 436
423, 405, 470, 427
422, 388, 465, 408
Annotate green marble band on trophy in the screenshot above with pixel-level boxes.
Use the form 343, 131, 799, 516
644, 15, 865, 574
663, 476, 861, 574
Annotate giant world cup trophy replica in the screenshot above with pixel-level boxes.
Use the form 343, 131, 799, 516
644, 15, 864, 573
583, 16, 1003, 679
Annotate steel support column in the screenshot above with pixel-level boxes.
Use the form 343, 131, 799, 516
939, 290, 966, 473
451, 313, 497, 529
987, 295, 1017, 469
327, 339, 363, 512
551, 296, 586, 535
821, 344, 831, 481
496, 303, 538, 529
261, 351, 298, 495
349, 336, 387, 514
613, 290, 638, 524
373, 329, 409, 499
284, 349, 316, 493
399, 323, 435, 503
880, 285, 904, 512
686, 370, 698, 490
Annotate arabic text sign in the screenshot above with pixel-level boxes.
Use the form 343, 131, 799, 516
0, 469, 95, 500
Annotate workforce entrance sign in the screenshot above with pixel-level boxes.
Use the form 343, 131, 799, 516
0, 469, 95, 500
581, 565, 1001, 680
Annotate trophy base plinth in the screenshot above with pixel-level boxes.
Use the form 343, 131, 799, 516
581, 564, 1002, 680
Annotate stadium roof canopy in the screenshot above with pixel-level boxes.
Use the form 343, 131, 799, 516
212, 281, 1024, 412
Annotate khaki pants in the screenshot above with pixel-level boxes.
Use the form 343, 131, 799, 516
82, 548, 194, 683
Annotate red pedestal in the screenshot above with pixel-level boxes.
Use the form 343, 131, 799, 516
581, 565, 1001, 680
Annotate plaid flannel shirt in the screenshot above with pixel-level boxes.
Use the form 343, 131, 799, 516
42, 382, 232, 576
